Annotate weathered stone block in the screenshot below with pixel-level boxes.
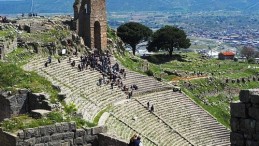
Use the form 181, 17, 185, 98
52, 85, 61, 92
55, 123, 63, 133
18, 89, 30, 94
61, 142, 69, 146
18, 130, 25, 139
35, 137, 42, 144
240, 90, 251, 103
39, 126, 47, 136
34, 128, 41, 137
58, 93, 66, 101
35, 144, 44, 146
249, 107, 259, 120
230, 132, 245, 145
246, 140, 258, 146
253, 134, 259, 141
63, 132, 74, 139
16, 141, 24, 146
231, 102, 247, 118
250, 91, 259, 104
244, 119, 256, 133
24, 128, 34, 139
84, 128, 92, 135
244, 133, 253, 140
46, 125, 57, 135
76, 129, 86, 138
51, 133, 63, 141
75, 137, 84, 145
24, 137, 36, 146
69, 122, 76, 132
63, 139, 73, 145
48, 141, 61, 146
231, 118, 240, 132
41, 136, 51, 143
84, 135, 98, 143
61, 123, 69, 132
256, 122, 259, 132
92, 126, 107, 135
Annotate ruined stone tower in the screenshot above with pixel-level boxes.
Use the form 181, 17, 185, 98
74, 0, 107, 51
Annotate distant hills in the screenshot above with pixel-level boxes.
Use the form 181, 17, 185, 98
107, 0, 259, 12
0, 0, 259, 14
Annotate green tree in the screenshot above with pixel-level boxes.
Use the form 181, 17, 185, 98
147, 25, 191, 57
117, 22, 152, 55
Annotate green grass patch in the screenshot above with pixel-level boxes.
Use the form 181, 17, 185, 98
5, 47, 34, 66
93, 105, 112, 124
20, 28, 70, 43
0, 29, 15, 39
0, 62, 59, 102
0, 111, 95, 133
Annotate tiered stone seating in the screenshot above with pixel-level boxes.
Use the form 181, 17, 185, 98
121, 70, 171, 96
106, 100, 191, 146
110, 58, 171, 96
24, 57, 127, 121
136, 90, 230, 145
106, 116, 157, 146
24, 56, 230, 145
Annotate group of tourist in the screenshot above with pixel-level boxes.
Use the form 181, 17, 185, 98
129, 134, 143, 146
68, 51, 139, 98
44, 51, 140, 99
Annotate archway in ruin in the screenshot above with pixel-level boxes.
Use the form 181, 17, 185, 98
94, 21, 101, 50
74, 0, 107, 51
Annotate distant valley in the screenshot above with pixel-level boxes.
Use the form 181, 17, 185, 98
0, 0, 259, 14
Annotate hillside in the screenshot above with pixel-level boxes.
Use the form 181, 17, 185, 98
0, 0, 259, 14
107, 0, 259, 12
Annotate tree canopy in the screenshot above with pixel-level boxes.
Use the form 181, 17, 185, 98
117, 22, 152, 55
240, 46, 256, 59
147, 25, 191, 56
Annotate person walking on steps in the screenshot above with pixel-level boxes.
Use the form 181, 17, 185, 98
147, 101, 150, 110
150, 105, 154, 112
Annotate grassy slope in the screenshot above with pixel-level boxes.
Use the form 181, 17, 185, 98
115, 51, 259, 128
0, 61, 59, 102
0, 48, 96, 133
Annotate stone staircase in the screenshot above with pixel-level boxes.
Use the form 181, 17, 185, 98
24, 57, 127, 121
24, 56, 230, 146
108, 99, 191, 146
136, 90, 230, 146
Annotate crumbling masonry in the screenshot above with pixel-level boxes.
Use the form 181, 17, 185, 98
74, 0, 107, 51
231, 89, 259, 145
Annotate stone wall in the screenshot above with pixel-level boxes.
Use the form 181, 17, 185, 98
0, 123, 128, 146
28, 93, 52, 111
98, 133, 128, 146
0, 90, 29, 121
0, 36, 17, 60
0, 129, 17, 146
0, 90, 53, 122
230, 89, 259, 146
